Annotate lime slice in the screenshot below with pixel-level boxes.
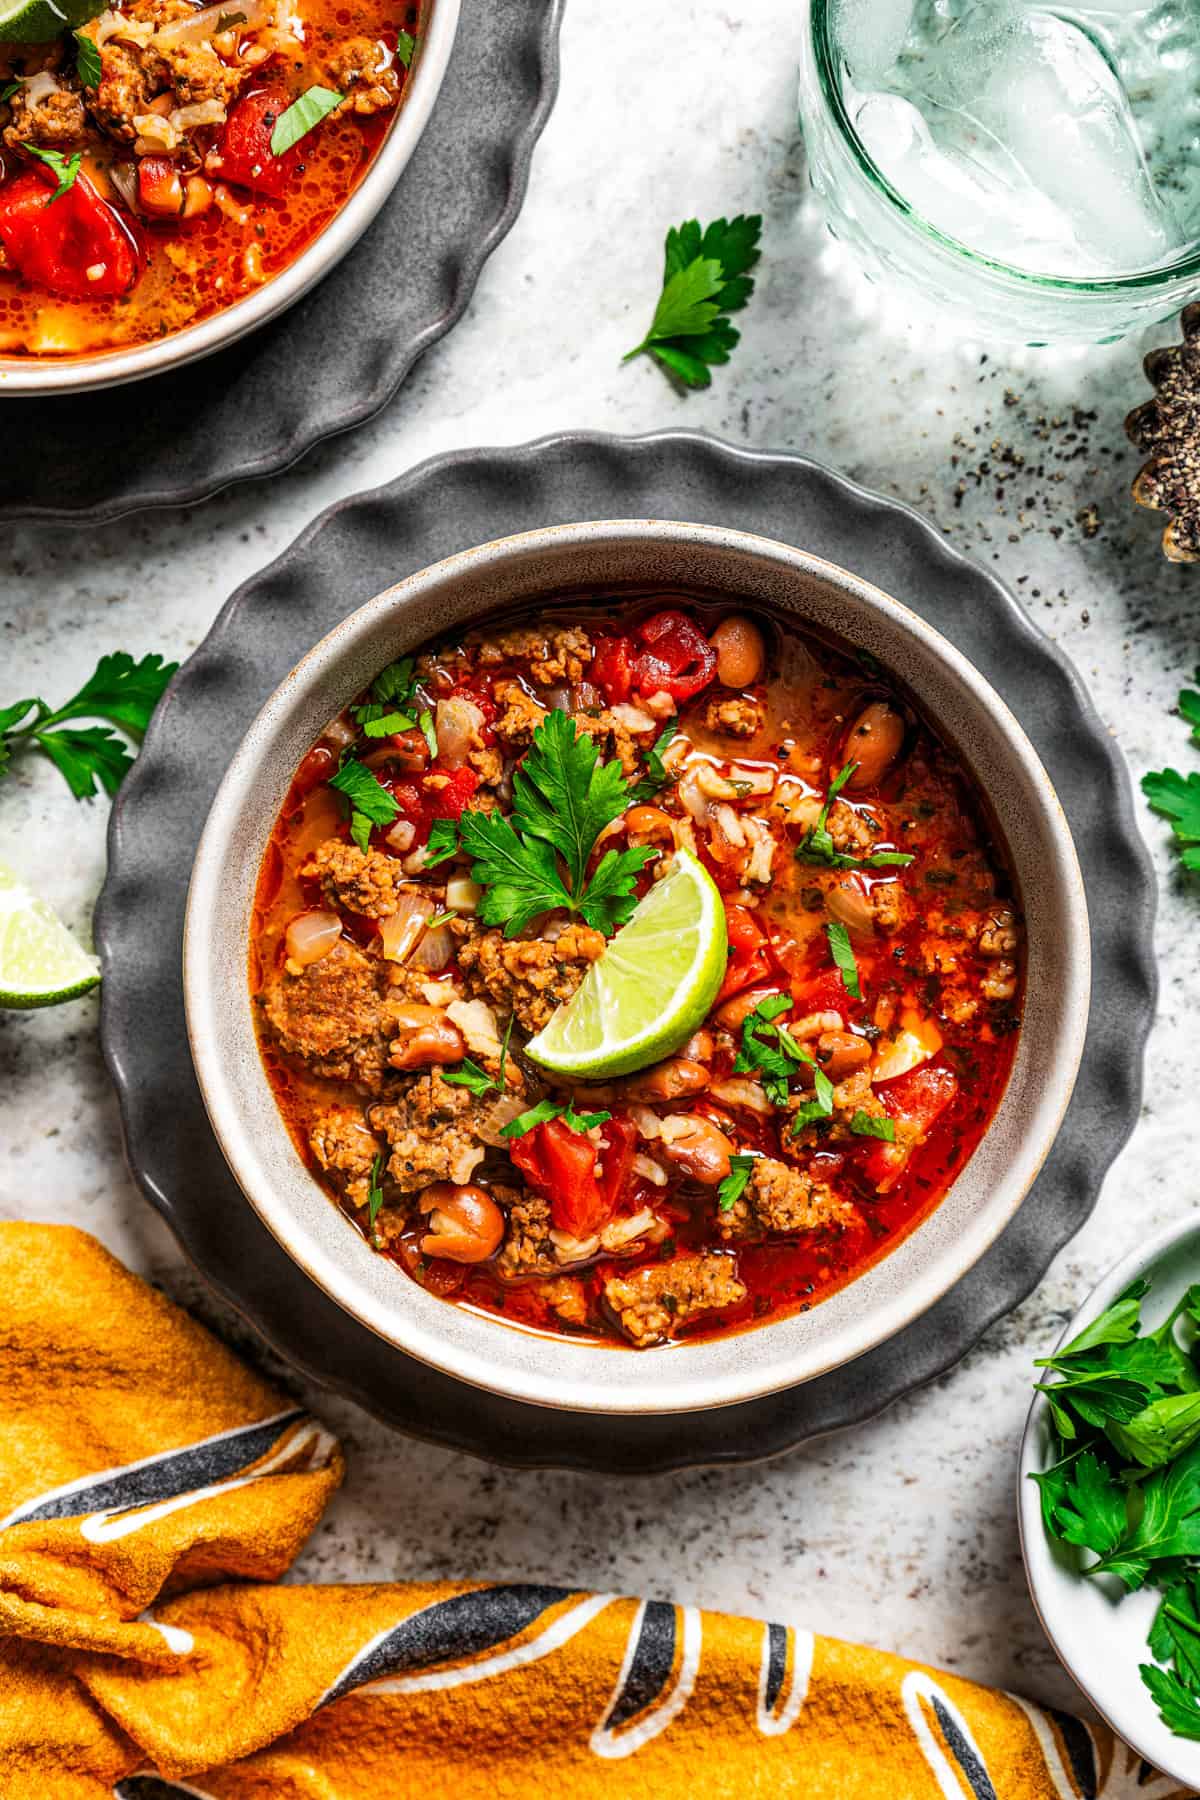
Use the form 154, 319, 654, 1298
0, 0, 100, 41
525, 849, 727, 1079
0, 863, 100, 1009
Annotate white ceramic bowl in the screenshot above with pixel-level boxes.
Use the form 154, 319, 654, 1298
1020, 1217, 1200, 1788
0, 0, 459, 395
184, 519, 1091, 1415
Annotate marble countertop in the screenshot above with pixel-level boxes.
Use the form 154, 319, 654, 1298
1, 0, 1196, 1719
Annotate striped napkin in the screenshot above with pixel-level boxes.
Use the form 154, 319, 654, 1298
0, 1221, 1187, 1799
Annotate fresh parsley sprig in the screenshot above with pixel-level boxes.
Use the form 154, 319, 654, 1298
794, 763, 915, 873
328, 756, 399, 852
74, 30, 102, 88
1143, 673, 1200, 875
425, 709, 655, 937
624, 214, 762, 391
1031, 1277, 1200, 1742
270, 84, 342, 157
0, 651, 177, 799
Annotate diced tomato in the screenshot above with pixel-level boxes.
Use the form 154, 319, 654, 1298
864, 1066, 958, 1193
509, 1116, 610, 1239
591, 634, 635, 706
427, 764, 479, 821
137, 156, 185, 217
599, 1114, 638, 1213
211, 86, 299, 198
0, 165, 139, 298
717, 902, 773, 1002
631, 609, 717, 703
389, 778, 430, 841
791, 971, 853, 1019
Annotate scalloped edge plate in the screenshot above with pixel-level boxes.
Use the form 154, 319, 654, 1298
96, 430, 1156, 1472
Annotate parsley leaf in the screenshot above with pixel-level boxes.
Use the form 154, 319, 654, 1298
1143, 672, 1200, 874
453, 709, 655, 937
328, 756, 399, 852
23, 143, 82, 204
849, 1110, 894, 1141
270, 84, 343, 157
718, 1152, 756, 1214
424, 817, 461, 866
1141, 1662, 1200, 1740
366, 1153, 385, 1234
442, 1057, 499, 1099
499, 1098, 611, 1140
826, 917, 861, 1000
733, 992, 795, 1106
361, 708, 416, 737
396, 27, 415, 65
0, 80, 19, 103
795, 762, 915, 872
0, 651, 177, 801
624, 213, 762, 391
74, 30, 102, 88
628, 720, 679, 805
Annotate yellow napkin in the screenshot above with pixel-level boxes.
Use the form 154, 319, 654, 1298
0, 1221, 1188, 1799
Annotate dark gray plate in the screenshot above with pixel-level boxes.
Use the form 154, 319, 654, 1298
96, 431, 1156, 1473
0, 0, 562, 525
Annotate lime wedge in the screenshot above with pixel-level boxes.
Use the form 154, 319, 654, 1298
0, 863, 100, 1009
0, 0, 100, 41
525, 849, 727, 1079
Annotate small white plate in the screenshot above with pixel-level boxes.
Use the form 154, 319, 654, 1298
1019, 1216, 1200, 1787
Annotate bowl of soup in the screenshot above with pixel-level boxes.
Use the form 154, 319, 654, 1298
0, 0, 457, 388
184, 519, 1090, 1413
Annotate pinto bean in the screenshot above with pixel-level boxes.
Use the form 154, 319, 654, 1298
843, 702, 906, 791
419, 1183, 505, 1263
622, 1058, 711, 1101
710, 615, 765, 688
388, 1005, 466, 1070
715, 985, 786, 1030
826, 873, 874, 935
658, 1115, 734, 1186
814, 1030, 872, 1082
680, 1028, 715, 1064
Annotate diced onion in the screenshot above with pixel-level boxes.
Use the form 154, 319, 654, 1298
601, 1207, 659, 1250
632, 1153, 668, 1187
476, 1093, 526, 1146
543, 685, 572, 712
379, 892, 433, 963
410, 923, 453, 970
170, 99, 227, 131
435, 695, 483, 769
446, 997, 501, 1057
285, 909, 342, 967
384, 818, 415, 853
611, 701, 657, 733
872, 1015, 943, 1084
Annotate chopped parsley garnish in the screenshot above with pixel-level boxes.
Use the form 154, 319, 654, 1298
788, 1052, 835, 1135
23, 143, 83, 204
1143, 673, 1200, 875
1030, 1276, 1200, 1742
425, 909, 457, 931
366, 1153, 385, 1234
352, 657, 419, 734
0, 80, 19, 103
361, 709, 416, 737
825, 917, 861, 1000
717, 1152, 756, 1213
628, 719, 679, 804
794, 762, 915, 873
624, 214, 762, 391
732, 992, 795, 1107
423, 709, 655, 937
849, 1110, 894, 1141
418, 708, 438, 760
0, 651, 177, 799
269, 85, 343, 157
396, 27, 415, 65
442, 1058, 499, 1099
499, 1098, 612, 1139
443, 1015, 514, 1099
74, 30, 102, 89
328, 756, 399, 852
215, 8, 247, 27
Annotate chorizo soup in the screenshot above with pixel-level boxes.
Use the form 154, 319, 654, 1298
251, 597, 1025, 1351
0, 0, 424, 355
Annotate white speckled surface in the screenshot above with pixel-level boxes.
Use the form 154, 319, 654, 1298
0, 0, 1195, 1720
